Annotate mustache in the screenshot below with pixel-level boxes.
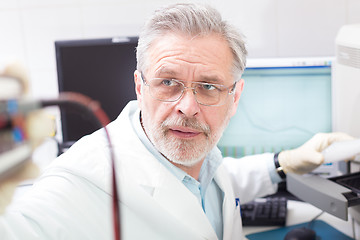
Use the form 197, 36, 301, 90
161, 117, 211, 137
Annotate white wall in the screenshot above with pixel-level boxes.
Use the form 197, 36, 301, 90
1, 0, 360, 99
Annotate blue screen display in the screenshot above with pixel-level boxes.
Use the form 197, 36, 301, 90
218, 65, 332, 158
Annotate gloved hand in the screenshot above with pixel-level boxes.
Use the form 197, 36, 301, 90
278, 132, 355, 175
0, 161, 39, 214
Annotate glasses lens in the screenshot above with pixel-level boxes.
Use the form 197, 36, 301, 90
146, 77, 235, 106
195, 83, 224, 106
149, 78, 183, 101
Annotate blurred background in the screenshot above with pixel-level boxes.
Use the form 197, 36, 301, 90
0, 0, 359, 100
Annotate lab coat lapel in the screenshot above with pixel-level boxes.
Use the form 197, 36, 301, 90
151, 165, 218, 240
214, 165, 242, 240
117, 154, 213, 239
119, 173, 207, 240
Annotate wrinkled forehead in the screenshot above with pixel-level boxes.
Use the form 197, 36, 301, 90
146, 33, 235, 84
153, 66, 229, 85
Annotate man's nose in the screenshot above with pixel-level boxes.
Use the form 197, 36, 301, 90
175, 88, 200, 117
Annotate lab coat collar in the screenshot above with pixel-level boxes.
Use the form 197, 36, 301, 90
150, 161, 218, 239
148, 161, 240, 240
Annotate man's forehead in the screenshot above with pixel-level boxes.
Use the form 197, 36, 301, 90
146, 34, 234, 82
154, 67, 178, 76
154, 66, 226, 82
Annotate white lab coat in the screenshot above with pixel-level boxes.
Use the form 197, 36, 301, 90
0, 101, 277, 240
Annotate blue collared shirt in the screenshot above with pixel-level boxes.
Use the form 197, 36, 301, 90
131, 111, 224, 239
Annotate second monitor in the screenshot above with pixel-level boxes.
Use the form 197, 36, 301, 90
218, 57, 333, 163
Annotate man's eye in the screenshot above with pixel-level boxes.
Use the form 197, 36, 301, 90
201, 83, 217, 91
161, 79, 176, 86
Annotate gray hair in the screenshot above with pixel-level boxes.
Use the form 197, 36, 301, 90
136, 3, 247, 81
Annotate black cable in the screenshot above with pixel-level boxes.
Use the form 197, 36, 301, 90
41, 99, 103, 129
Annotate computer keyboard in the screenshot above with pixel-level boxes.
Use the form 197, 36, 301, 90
241, 197, 287, 226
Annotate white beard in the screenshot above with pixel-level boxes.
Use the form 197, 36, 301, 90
141, 112, 231, 167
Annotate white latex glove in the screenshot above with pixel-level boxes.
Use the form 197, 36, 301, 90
0, 161, 39, 214
278, 132, 355, 175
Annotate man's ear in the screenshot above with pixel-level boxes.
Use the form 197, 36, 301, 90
134, 70, 143, 103
230, 78, 244, 117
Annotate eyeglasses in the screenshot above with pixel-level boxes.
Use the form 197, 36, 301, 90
140, 73, 238, 106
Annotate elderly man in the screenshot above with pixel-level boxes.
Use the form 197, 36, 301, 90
0, 3, 353, 240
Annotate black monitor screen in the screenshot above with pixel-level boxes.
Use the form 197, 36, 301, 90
55, 37, 138, 144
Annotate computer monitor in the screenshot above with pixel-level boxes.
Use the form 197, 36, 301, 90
217, 57, 340, 176
55, 37, 138, 144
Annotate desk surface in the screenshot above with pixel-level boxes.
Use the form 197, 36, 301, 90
243, 200, 354, 239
